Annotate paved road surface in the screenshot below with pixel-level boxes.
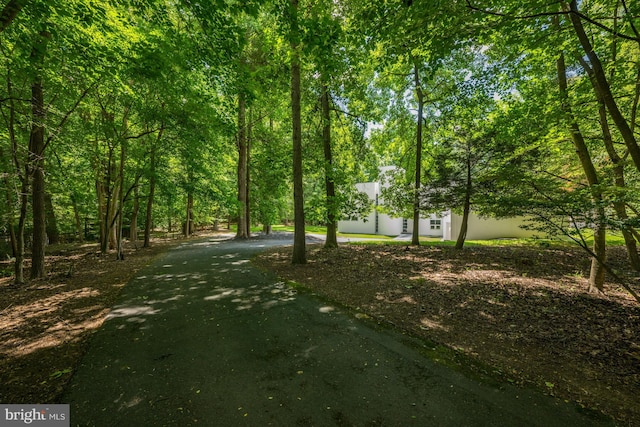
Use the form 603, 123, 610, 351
63, 234, 613, 426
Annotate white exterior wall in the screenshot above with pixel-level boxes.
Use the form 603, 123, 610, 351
445, 212, 538, 241
337, 182, 378, 234
377, 213, 404, 236
405, 214, 444, 237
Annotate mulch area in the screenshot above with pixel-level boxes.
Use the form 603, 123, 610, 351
253, 243, 640, 425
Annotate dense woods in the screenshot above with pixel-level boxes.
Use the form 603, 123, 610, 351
1, 0, 640, 298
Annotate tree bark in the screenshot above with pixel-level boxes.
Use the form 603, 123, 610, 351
5, 71, 26, 283
246, 107, 252, 237
44, 192, 59, 245
321, 82, 338, 249
563, 0, 640, 174
143, 131, 161, 248
29, 80, 46, 279
592, 75, 640, 270
412, 63, 424, 246
14, 175, 28, 284
575, 41, 640, 271
290, 0, 306, 264
557, 50, 606, 292
0, 0, 29, 33
455, 140, 472, 250
130, 183, 139, 243
236, 92, 249, 239
185, 191, 194, 237
4, 179, 17, 257
116, 139, 126, 260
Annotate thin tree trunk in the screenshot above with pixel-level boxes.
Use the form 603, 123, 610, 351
593, 75, 640, 270
97, 175, 107, 252
30, 80, 46, 279
14, 176, 28, 284
130, 183, 139, 243
236, 92, 248, 239
5, 184, 17, 257
143, 136, 159, 248
107, 161, 119, 251
44, 192, 59, 245
2, 154, 17, 257
185, 191, 193, 237
0, 0, 28, 33
246, 107, 252, 237
412, 63, 424, 246
321, 82, 338, 249
290, 0, 306, 264
557, 50, 606, 292
455, 141, 472, 250
4, 70, 24, 281
116, 139, 126, 260
575, 32, 640, 271
564, 0, 640, 174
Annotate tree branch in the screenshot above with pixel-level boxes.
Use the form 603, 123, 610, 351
44, 81, 97, 151
0, 0, 29, 33
465, 0, 639, 42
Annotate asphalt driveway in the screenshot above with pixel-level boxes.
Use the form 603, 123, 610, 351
63, 234, 613, 426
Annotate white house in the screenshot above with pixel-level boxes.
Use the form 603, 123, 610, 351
338, 182, 445, 237
338, 168, 537, 241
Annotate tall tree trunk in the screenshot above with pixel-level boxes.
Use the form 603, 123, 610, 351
30, 80, 46, 279
577, 47, 640, 271
236, 92, 248, 239
0, 0, 28, 33
14, 175, 28, 284
143, 135, 159, 248
29, 27, 51, 279
5, 71, 25, 283
246, 107, 252, 237
597, 86, 639, 271
455, 140, 472, 250
4, 181, 17, 257
97, 175, 108, 252
116, 139, 126, 260
290, 0, 306, 264
557, 50, 606, 292
107, 160, 119, 251
185, 191, 193, 237
44, 192, 59, 245
412, 63, 424, 246
563, 0, 640, 174
1, 144, 17, 257
321, 82, 338, 249
130, 183, 139, 243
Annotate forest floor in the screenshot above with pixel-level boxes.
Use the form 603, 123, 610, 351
253, 243, 640, 426
1, 235, 639, 425
0, 234, 194, 405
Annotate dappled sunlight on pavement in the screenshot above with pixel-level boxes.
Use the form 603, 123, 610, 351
63, 236, 615, 426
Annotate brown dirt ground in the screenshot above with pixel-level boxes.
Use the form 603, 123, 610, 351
0, 235, 193, 405
1, 236, 639, 425
253, 243, 640, 426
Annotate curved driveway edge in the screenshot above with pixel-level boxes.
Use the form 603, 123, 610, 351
63, 235, 614, 426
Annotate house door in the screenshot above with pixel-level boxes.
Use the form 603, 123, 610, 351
402, 218, 408, 233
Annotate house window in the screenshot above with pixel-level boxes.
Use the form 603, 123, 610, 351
402, 219, 408, 233
430, 219, 441, 230
375, 211, 379, 233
